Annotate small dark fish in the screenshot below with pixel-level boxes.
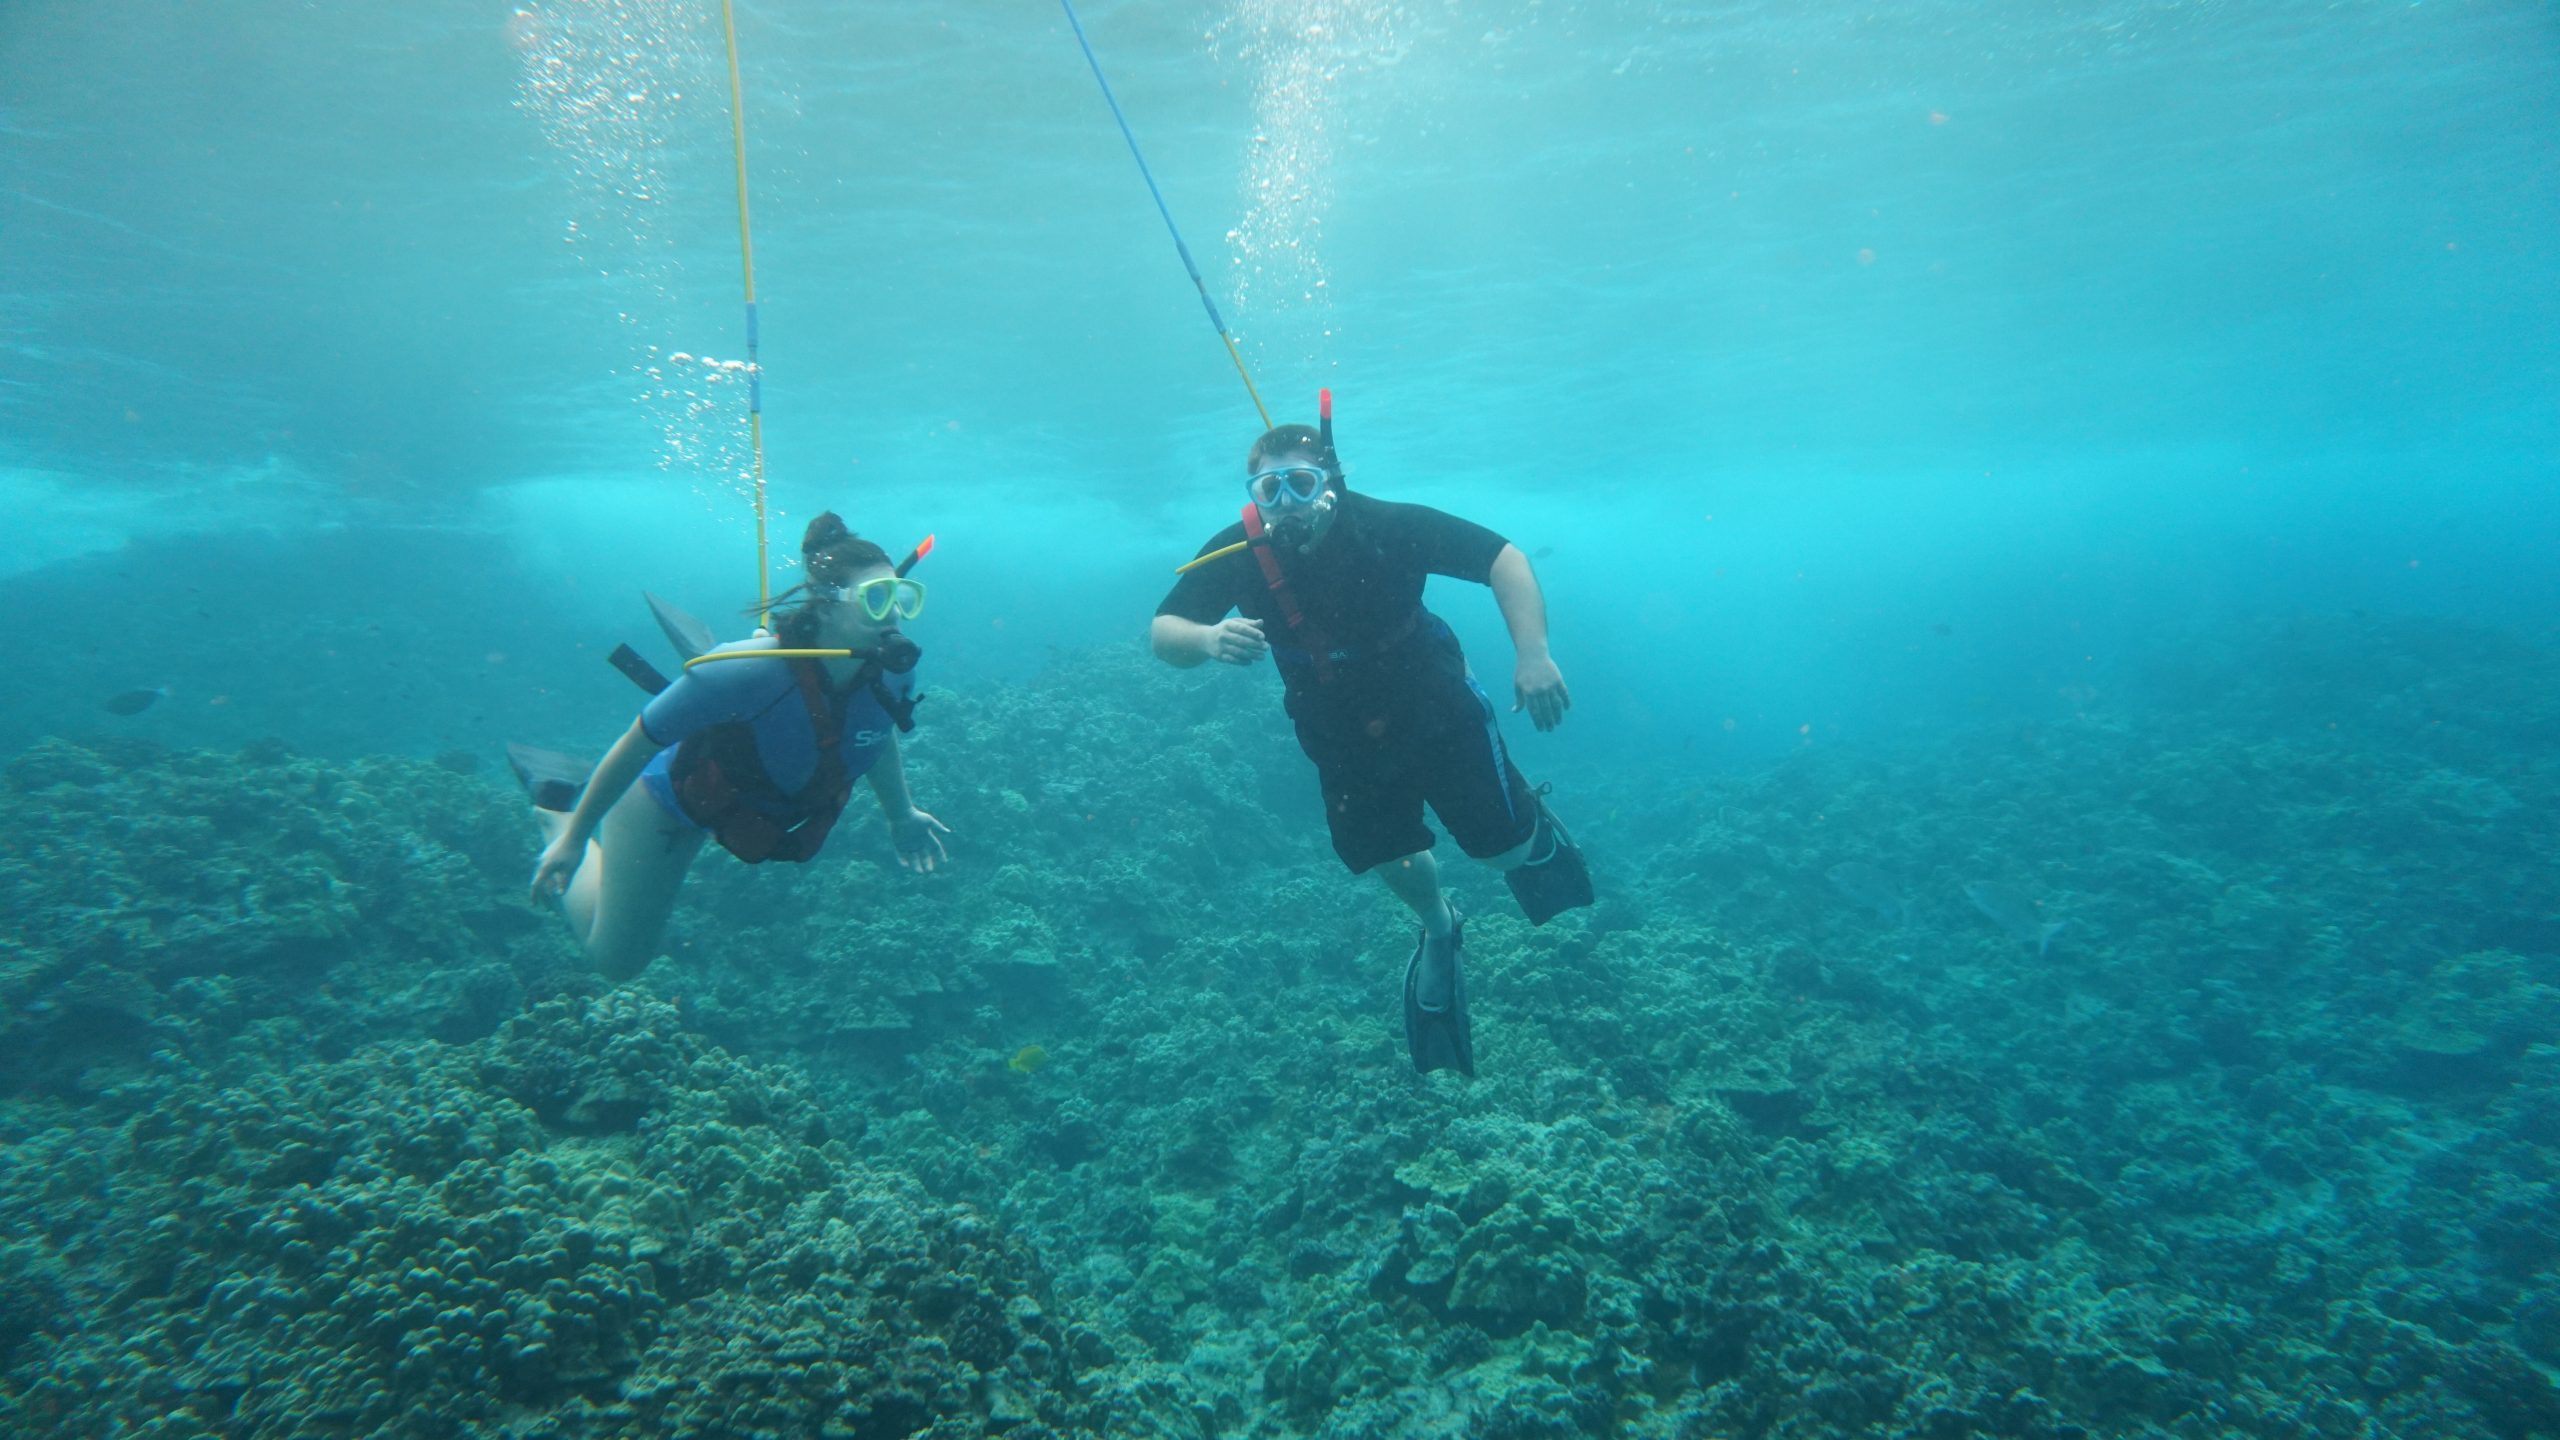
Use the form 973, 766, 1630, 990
1532, 544, 1556, 560
1932, 622, 1954, 636
434, 750, 482, 776
102, 687, 166, 716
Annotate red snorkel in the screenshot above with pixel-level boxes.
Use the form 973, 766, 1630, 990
1318, 388, 1346, 490
896, 533, 936, 578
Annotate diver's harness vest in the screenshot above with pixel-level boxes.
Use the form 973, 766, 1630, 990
669, 652, 919, 866
1239, 502, 1423, 686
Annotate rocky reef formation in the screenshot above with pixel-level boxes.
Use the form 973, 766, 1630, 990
0, 988, 1154, 1438
2, 615, 2555, 1438
0, 736, 561, 1100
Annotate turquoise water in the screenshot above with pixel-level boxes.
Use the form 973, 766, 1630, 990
6, 0, 2552, 755
3, 1, 2557, 1436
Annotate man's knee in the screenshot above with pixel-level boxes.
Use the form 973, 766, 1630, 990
1474, 790, 1550, 871
1376, 848, 1432, 874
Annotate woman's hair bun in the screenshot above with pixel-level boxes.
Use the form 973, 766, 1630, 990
802, 510, 854, 555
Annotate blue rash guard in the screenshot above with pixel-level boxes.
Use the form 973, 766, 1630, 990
636, 635, 915, 830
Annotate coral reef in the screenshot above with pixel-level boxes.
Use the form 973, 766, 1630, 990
0, 736, 566, 1100
2, 615, 2556, 1437
0, 990, 1141, 1438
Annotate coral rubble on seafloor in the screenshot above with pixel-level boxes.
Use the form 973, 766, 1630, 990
1, 615, 2556, 1438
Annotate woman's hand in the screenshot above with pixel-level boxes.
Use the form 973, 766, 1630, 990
1206, 618, 1268, 666
530, 834, 585, 903
889, 807, 953, 873
1513, 653, 1572, 732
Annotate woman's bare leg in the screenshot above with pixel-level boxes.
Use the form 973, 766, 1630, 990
539, 791, 704, 979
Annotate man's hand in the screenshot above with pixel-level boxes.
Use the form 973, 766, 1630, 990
1513, 654, 1571, 732
1206, 618, 1269, 666
888, 808, 953, 873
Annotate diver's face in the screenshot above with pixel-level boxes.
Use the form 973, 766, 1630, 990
814, 562, 900, 644
1252, 447, 1337, 546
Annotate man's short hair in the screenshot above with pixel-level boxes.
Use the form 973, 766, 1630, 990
1247, 424, 1338, 475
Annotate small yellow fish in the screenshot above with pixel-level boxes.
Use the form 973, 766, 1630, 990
1008, 1044, 1049, 1075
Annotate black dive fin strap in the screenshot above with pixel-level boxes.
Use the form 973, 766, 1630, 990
1505, 786, 1594, 926
1239, 503, 1334, 684
608, 644, 671, 696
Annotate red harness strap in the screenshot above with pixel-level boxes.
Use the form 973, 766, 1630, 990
756, 660, 851, 862
792, 658, 845, 773
673, 658, 852, 865
1240, 503, 1334, 685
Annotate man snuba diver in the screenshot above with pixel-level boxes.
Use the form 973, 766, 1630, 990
1150, 396, 1593, 1076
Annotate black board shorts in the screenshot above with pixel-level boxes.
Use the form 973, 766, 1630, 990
1300, 673, 1539, 875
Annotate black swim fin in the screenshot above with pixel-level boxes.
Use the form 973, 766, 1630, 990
506, 743, 593, 814
1402, 907, 1474, 1077
1505, 787, 1594, 925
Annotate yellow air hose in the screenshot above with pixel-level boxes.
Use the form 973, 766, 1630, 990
718, 0, 771, 623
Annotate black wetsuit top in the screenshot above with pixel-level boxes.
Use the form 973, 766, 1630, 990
1156, 492, 1510, 742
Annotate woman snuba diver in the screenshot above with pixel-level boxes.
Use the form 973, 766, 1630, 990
515, 514, 951, 979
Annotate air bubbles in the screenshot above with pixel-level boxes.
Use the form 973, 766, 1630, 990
1223, 0, 1398, 357
516, 0, 755, 497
